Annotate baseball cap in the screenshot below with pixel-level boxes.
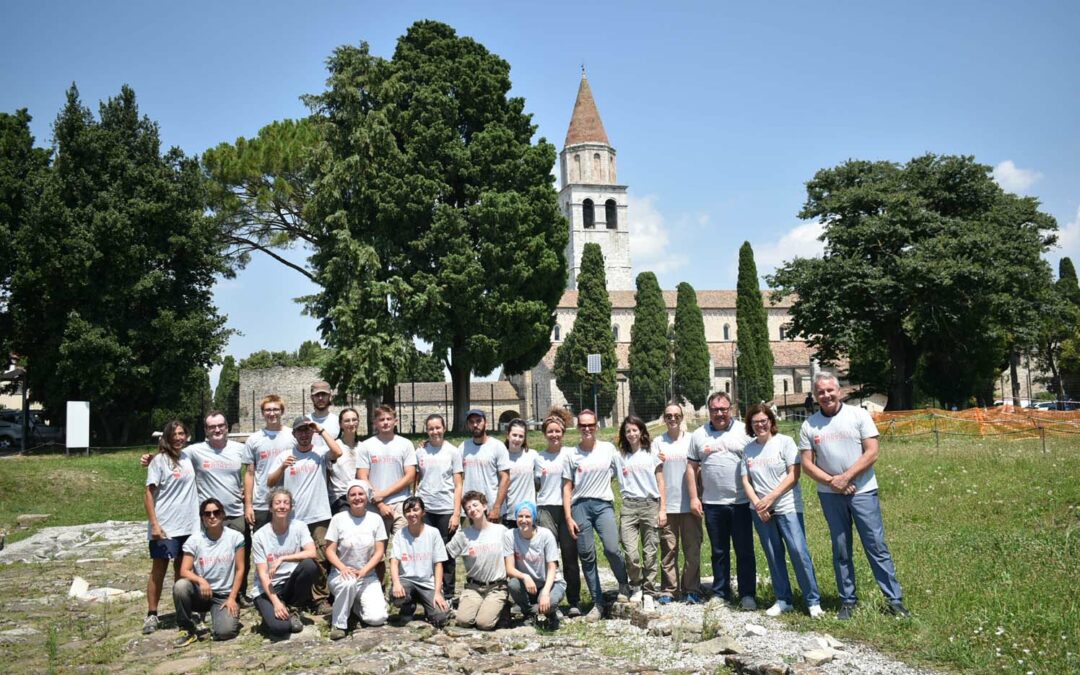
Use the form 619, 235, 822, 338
466, 408, 486, 419
310, 380, 332, 395
292, 415, 317, 430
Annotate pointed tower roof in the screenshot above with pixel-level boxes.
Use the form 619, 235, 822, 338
564, 70, 610, 147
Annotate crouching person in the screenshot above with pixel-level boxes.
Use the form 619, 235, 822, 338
446, 490, 508, 630
252, 488, 319, 637
390, 496, 451, 627
505, 501, 565, 628
173, 498, 245, 646
325, 480, 388, 640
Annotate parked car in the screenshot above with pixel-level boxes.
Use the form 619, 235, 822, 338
1030, 400, 1080, 411
0, 409, 64, 449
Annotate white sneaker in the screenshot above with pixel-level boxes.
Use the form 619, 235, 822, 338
642, 595, 656, 612
765, 601, 794, 616
808, 604, 824, 619
629, 589, 643, 603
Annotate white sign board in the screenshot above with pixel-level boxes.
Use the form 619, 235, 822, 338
587, 354, 602, 374
66, 401, 90, 448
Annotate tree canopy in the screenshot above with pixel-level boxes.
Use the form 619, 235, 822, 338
736, 242, 773, 410
555, 243, 617, 417
628, 271, 670, 419
770, 154, 1057, 410
9, 85, 229, 443
672, 281, 711, 407
304, 20, 567, 429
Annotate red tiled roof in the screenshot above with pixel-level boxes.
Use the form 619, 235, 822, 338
564, 74, 610, 147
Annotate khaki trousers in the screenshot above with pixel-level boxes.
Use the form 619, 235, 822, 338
456, 580, 507, 631
659, 512, 703, 597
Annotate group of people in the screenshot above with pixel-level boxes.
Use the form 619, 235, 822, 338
142, 372, 910, 647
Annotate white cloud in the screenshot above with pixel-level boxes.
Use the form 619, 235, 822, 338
753, 221, 826, 277
629, 194, 688, 275
992, 160, 1043, 194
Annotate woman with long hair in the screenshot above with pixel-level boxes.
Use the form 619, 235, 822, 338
328, 408, 362, 514
741, 403, 822, 618
142, 420, 200, 635
614, 415, 666, 602
415, 413, 463, 601
501, 419, 537, 528
533, 407, 581, 616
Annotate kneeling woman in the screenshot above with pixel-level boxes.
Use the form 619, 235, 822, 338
173, 498, 246, 646
504, 501, 565, 627
390, 496, 451, 627
252, 487, 320, 637
325, 479, 389, 639
741, 404, 822, 618
446, 490, 509, 630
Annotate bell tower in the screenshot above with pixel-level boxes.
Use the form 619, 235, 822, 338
559, 71, 632, 291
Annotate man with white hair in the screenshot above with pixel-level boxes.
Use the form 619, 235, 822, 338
798, 372, 910, 620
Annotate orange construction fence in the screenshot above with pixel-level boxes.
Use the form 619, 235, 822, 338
873, 407, 1080, 440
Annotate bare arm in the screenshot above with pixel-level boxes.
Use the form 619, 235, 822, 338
562, 479, 579, 538
655, 464, 668, 527
686, 461, 704, 517
243, 464, 255, 525
144, 484, 165, 539
320, 429, 343, 461
799, 448, 832, 485
490, 470, 510, 520
376, 466, 417, 503
450, 473, 463, 532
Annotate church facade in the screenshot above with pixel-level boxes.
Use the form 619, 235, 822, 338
507, 74, 820, 422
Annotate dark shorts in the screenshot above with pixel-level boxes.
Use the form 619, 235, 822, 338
148, 535, 189, 559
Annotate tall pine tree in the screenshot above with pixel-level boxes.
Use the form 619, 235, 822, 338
672, 282, 711, 406
736, 242, 773, 410
628, 271, 670, 419
554, 243, 617, 417
213, 356, 241, 424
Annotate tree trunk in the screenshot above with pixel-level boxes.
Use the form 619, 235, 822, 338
884, 332, 917, 410
96, 413, 114, 447
450, 344, 471, 433
1009, 347, 1022, 407
1046, 344, 1066, 403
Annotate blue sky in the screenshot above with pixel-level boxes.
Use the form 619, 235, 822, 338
3, 1, 1078, 387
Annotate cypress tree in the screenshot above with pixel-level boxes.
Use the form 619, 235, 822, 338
1059, 257, 1080, 306
736, 242, 774, 410
213, 356, 241, 424
554, 243, 618, 417
672, 282, 711, 407
628, 271, 671, 419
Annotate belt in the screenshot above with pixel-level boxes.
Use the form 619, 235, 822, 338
465, 577, 506, 591
623, 497, 659, 502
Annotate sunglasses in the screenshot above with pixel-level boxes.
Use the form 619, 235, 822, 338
202, 509, 223, 518
578, 423, 597, 429
664, 414, 683, 420
709, 406, 731, 413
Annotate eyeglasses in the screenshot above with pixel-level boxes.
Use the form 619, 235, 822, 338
578, 423, 597, 429
206, 423, 227, 430
202, 509, 223, 518
751, 419, 772, 427
709, 406, 731, 413
664, 414, 682, 421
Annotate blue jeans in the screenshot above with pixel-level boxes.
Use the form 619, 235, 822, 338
818, 491, 903, 604
571, 498, 628, 607
702, 503, 756, 600
751, 511, 821, 606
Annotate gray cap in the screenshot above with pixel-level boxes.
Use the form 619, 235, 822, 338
292, 415, 316, 430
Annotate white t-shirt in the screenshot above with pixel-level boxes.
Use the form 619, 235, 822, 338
244, 428, 295, 510
182, 527, 244, 594
652, 432, 692, 513
252, 519, 314, 596
688, 421, 752, 505
799, 404, 880, 494
416, 441, 463, 514
146, 452, 199, 540
186, 440, 246, 517
613, 448, 662, 500
391, 524, 448, 590
503, 526, 562, 585
328, 437, 360, 501
562, 441, 618, 503
534, 449, 568, 506
742, 434, 803, 514
446, 523, 508, 583
309, 410, 339, 451
461, 437, 511, 507
268, 445, 332, 525
325, 508, 386, 570
502, 448, 539, 517
357, 434, 418, 505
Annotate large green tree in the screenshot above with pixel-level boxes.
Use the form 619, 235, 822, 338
770, 154, 1056, 410
672, 281, 711, 406
628, 271, 670, 418
305, 21, 567, 430
555, 243, 617, 417
10, 86, 229, 443
213, 356, 240, 424
1052, 257, 1080, 399
0, 110, 50, 363
736, 242, 774, 409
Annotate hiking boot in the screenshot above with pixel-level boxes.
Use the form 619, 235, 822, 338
288, 609, 304, 633
739, 596, 758, 611
766, 600, 794, 616
585, 606, 603, 623
617, 584, 632, 602
808, 604, 824, 619
329, 626, 348, 641
684, 592, 704, 605
837, 603, 857, 620
566, 604, 582, 618
173, 630, 198, 648
142, 614, 159, 634
313, 601, 333, 616
887, 602, 912, 618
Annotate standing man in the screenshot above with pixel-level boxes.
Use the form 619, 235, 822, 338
799, 372, 910, 620
357, 405, 418, 579
687, 392, 756, 609
652, 402, 701, 604
460, 409, 511, 523
243, 395, 295, 533
267, 415, 343, 615
308, 380, 339, 449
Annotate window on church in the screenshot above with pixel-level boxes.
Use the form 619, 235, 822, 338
779, 325, 787, 340
609, 155, 616, 182
605, 200, 617, 229
612, 324, 619, 341
583, 199, 595, 228
725, 381, 730, 393
553, 325, 561, 341
573, 154, 581, 182
593, 153, 602, 181
723, 324, 730, 341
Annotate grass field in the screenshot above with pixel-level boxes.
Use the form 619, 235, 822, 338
1, 424, 1077, 673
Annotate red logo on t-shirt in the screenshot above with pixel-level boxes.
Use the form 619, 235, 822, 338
400, 552, 410, 562
172, 470, 182, 479
198, 557, 206, 567
289, 467, 297, 476
203, 461, 211, 469
622, 467, 630, 476
813, 435, 822, 445
467, 547, 476, 557
577, 465, 584, 473
259, 451, 268, 460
